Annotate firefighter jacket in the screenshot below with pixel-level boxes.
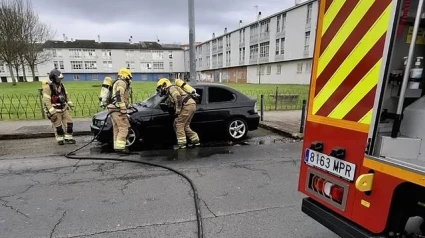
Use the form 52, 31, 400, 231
42, 81, 72, 115
165, 85, 195, 115
107, 79, 130, 111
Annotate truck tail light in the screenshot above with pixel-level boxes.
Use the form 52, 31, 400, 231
310, 175, 345, 205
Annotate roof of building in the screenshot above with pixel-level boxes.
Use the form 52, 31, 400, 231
198, 0, 317, 46
43, 40, 184, 50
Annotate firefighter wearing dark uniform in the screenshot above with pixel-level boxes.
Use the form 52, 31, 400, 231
107, 68, 132, 152
42, 69, 75, 145
157, 78, 200, 149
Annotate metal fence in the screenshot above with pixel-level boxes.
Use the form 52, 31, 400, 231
0, 87, 308, 120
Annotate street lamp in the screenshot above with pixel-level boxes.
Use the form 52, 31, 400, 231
255, 6, 261, 84
188, 0, 196, 84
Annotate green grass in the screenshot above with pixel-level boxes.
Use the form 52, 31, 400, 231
0, 81, 309, 120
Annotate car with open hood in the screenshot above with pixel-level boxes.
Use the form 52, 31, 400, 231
91, 83, 260, 148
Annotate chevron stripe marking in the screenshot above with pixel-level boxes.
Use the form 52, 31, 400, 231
322, 0, 346, 37
316, 0, 391, 95
317, 0, 376, 77
328, 59, 382, 119
312, 4, 392, 115
315, 35, 386, 116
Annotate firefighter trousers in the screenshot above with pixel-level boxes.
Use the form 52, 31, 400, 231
111, 111, 130, 151
51, 110, 74, 142
175, 103, 199, 147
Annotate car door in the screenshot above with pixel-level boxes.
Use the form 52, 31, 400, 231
205, 86, 237, 125
144, 96, 174, 141
191, 86, 208, 126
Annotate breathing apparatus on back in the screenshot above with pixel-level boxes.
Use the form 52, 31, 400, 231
174, 78, 200, 99
98, 68, 133, 108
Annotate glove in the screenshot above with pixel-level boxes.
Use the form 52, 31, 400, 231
68, 101, 75, 109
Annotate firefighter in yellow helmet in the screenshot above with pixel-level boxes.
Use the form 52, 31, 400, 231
107, 68, 132, 152
42, 69, 76, 145
157, 78, 200, 149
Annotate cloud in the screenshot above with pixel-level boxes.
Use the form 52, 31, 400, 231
32, 0, 296, 43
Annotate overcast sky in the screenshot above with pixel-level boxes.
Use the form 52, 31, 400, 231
31, 0, 299, 44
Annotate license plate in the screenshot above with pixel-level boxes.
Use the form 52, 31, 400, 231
304, 149, 356, 182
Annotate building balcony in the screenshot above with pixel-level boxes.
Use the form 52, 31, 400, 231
249, 58, 257, 64
218, 46, 223, 52
226, 45, 231, 51
275, 54, 285, 61
226, 61, 231, 67
239, 41, 245, 47
259, 56, 269, 63
276, 30, 286, 38
250, 35, 259, 44
259, 33, 270, 42
239, 59, 245, 65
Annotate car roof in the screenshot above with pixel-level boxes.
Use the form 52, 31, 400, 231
193, 82, 252, 101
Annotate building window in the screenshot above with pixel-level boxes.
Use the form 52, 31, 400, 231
103, 61, 112, 70
168, 51, 173, 59
261, 65, 265, 75
70, 61, 83, 70
239, 47, 246, 61
73, 75, 79, 80
52, 49, 62, 58
125, 61, 135, 69
212, 55, 217, 68
277, 64, 282, 74
0, 63, 5, 73
102, 50, 112, 58
206, 56, 211, 67
297, 63, 303, 74
53, 61, 58, 69
218, 53, 223, 67
84, 61, 97, 70
260, 19, 270, 38
153, 62, 164, 70
226, 35, 231, 48
306, 3, 313, 25
141, 62, 152, 71
276, 38, 285, 56
250, 24, 259, 41
305, 62, 312, 73
226, 51, 231, 65
59, 61, 64, 70
83, 49, 96, 58
260, 42, 270, 58
249, 45, 258, 60
217, 38, 223, 51
267, 65, 271, 75
281, 14, 286, 32
304, 32, 310, 52
69, 49, 82, 58
169, 62, 173, 71
152, 51, 163, 60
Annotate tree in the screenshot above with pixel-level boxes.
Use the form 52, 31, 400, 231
0, 0, 32, 85
24, 22, 54, 82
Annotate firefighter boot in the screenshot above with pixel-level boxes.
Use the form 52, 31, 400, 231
55, 125, 65, 145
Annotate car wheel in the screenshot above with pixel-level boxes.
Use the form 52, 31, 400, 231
227, 117, 248, 140
126, 126, 140, 148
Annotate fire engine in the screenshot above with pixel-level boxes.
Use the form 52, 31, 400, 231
298, 0, 425, 237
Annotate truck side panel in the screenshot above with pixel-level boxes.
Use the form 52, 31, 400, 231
298, 0, 402, 234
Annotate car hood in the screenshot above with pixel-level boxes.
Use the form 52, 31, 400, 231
93, 105, 152, 121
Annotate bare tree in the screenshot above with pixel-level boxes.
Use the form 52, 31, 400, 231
24, 22, 54, 82
0, 0, 35, 85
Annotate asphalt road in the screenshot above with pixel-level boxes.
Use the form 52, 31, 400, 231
0, 129, 338, 238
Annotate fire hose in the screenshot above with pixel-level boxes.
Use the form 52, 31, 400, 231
64, 107, 204, 238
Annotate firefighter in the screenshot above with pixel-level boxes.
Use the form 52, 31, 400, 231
107, 68, 132, 152
42, 69, 75, 145
156, 78, 200, 149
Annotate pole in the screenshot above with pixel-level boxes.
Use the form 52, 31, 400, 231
188, 0, 196, 84
260, 94, 264, 121
391, 0, 424, 138
300, 99, 306, 133
255, 6, 261, 84
38, 88, 45, 119
275, 87, 278, 110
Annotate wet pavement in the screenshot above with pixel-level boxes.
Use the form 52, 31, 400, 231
0, 130, 337, 238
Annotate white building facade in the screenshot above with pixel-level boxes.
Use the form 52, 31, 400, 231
193, 0, 318, 84
0, 39, 187, 83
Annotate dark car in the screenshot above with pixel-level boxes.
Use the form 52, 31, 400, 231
90, 83, 260, 148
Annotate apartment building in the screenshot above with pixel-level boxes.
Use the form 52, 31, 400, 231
0, 38, 186, 83
192, 0, 318, 84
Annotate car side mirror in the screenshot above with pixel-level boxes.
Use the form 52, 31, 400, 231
159, 103, 169, 111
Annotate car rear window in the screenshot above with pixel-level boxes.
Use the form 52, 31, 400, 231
208, 87, 236, 103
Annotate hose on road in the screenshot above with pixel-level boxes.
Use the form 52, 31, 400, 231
64, 111, 204, 238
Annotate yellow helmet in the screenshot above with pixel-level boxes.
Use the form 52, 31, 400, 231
117, 68, 132, 80
157, 78, 171, 88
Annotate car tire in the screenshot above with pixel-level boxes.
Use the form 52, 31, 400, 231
126, 126, 141, 149
226, 117, 248, 141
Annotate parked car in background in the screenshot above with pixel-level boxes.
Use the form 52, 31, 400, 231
91, 83, 260, 148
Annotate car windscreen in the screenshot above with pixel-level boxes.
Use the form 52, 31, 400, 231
136, 93, 165, 108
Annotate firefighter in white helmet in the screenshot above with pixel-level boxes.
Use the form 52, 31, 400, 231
157, 78, 200, 149
42, 69, 75, 145
107, 68, 132, 152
